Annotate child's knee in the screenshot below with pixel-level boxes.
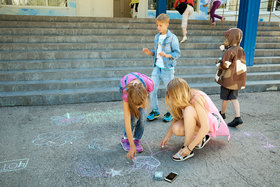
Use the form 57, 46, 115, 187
172, 124, 184, 136
183, 106, 196, 116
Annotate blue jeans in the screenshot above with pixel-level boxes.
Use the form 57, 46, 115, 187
150, 66, 175, 112
123, 108, 146, 140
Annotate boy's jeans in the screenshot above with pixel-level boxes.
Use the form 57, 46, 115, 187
123, 108, 146, 140
150, 66, 175, 112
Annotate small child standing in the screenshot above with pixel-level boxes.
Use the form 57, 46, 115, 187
143, 13, 181, 122
120, 72, 154, 160
215, 28, 247, 127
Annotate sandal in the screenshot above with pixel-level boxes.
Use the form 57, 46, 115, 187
195, 135, 211, 149
172, 147, 194, 162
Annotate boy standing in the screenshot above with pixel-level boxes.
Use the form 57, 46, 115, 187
215, 28, 247, 127
143, 13, 181, 122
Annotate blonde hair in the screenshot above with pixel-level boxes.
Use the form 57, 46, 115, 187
165, 78, 208, 121
156, 13, 170, 24
126, 81, 148, 119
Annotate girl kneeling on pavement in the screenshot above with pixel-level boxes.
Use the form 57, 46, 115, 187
160, 78, 230, 161
120, 72, 154, 160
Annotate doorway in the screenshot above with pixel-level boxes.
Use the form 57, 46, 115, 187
114, 0, 131, 17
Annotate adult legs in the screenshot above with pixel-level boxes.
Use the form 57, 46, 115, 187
210, 1, 222, 23
181, 6, 194, 42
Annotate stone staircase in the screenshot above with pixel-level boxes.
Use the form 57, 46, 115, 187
0, 15, 279, 106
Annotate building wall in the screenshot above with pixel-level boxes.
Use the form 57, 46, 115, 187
0, 0, 76, 16
76, 0, 113, 17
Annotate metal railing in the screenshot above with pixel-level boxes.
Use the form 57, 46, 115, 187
219, 0, 280, 23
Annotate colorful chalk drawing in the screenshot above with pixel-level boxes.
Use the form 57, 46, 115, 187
88, 139, 110, 151
32, 131, 84, 146
75, 141, 164, 178
50, 110, 124, 126
233, 131, 276, 149
131, 141, 163, 174
0, 159, 29, 173
75, 159, 110, 178
51, 113, 85, 126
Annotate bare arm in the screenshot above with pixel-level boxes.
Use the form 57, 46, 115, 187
123, 100, 137, 159
160, 120, 175, 147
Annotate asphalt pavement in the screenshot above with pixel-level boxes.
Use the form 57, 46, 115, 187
0, 91, 279, 187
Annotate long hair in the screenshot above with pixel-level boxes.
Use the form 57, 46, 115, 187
165, 78, 192, 121
125, 81, 148, 119
165, 78, 208, 121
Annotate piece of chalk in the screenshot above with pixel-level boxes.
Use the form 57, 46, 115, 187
161, 145, 164, 148
154, 171, 163, 181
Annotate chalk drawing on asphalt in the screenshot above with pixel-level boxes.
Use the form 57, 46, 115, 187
51, 112, 85, 126
32, 131, 84, 146
0, 158, 29, 173
88, 139, 110, 151
233, 131, 276, 149
105, 169, 123, 177
131, 141, 163, 174
75, 159, 112, 178
50, 110, 124, 126
75, 141, 165, 178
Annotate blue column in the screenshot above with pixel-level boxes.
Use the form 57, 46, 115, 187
237, 0, 261, 66
156, 0, 167, 17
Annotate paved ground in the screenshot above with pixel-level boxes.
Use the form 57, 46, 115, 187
0, 91, 279, 187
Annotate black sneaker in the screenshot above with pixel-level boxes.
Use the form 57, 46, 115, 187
228, 117, 243, 127
219, 111, 226, 119
195, 134, 211, 149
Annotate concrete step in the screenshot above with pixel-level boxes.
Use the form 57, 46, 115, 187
0, 58, 218, 70
254, 56, 280, 64
1, 48, 280, 61
1, 72, 279, 92
1, 34, 280, 44
0, 64, 278, 81
0, 49, 224, 60
0, 14, 279, 27
0, 35, 226, 43
0, 56, 278, 71
1, 27, 279, 37
1, 42, 280, 52
1, 79, 279, 106
0, 20, 234, 30
0, 42, 220, 51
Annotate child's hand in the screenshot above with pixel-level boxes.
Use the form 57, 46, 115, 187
219, 45, 225, 51
143, 48, 150, 55
159, 51, 166, 58
127, 146, 137, 160
160, 136, 170, 148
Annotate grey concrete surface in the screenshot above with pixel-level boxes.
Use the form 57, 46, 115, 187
0, 91, 279, 187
